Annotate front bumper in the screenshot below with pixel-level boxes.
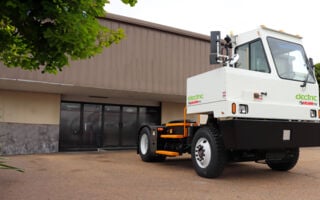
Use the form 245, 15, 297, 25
218, 119, 320, 150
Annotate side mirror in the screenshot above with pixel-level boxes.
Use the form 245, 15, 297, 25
229, 54, 239, 65
210, 31, 221, 65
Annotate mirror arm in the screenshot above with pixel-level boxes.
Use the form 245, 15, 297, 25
309, 58, 314, 69
229, 54, 239, 66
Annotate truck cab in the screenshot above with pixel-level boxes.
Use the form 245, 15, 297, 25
188, 26, 318, 121
138, 26, 320, 178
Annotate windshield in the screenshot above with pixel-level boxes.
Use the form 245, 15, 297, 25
267, 37, 315, 83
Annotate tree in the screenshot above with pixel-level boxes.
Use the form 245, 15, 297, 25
0, 0, 137, 74
314, 63, 320, 97
315, 63, 320, 84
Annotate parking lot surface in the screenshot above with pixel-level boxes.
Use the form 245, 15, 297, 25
1, 148, 320, 200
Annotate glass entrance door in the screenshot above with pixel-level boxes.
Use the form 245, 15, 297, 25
59, 103, 81, 149
103, 105, 121, 147
59, 102, 160, 151
83, 104, 102, 147
59, 103, 102, 150
102, 106, 138, 147
121, 106, 138, 146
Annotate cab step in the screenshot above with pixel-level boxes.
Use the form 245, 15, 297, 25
156, 150, 180, 157
160, 134, 185, 139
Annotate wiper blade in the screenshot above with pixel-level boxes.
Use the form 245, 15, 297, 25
300, 65, 313, 87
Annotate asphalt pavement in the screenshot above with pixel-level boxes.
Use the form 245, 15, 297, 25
1, 148, 320, 200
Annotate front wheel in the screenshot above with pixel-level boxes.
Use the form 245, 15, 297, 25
191, 126, 226, 178
138, 127, 165, 162
266, 148, 299, 171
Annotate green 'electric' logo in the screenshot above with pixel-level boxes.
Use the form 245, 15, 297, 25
188, 94, 204, 101
295, 94, 317, 102
188, 94, 204, 105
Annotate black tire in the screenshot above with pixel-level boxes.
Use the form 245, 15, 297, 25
266, 148, 299, 171
191, 126, 227, 178
138, 127, 166, 162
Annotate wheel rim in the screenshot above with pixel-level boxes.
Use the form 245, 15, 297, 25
195, 137, 211, 168
140, 133, 148, 155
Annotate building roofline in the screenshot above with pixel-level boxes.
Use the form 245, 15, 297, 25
99, 13, 210, 42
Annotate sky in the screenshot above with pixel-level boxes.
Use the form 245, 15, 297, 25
105, 0, 320, 63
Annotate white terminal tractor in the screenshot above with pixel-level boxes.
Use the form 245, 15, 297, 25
138, 25, 320, 178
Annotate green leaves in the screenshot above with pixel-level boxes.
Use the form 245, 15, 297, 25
314, 63, 320, 97
121, 0, 138, 7
315, 63, 320, 82
0, 0, 134, 74
0, 157, 24, 172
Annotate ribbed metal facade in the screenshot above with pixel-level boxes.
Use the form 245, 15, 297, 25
0, 14, 218, 154
0, 14, 215, 102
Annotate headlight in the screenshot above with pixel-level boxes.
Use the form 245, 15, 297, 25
239, 104, 249, 114
310, 109, 317, 118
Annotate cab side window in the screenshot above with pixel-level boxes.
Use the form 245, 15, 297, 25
236, 40, 270, 73
236, 44, 249, 70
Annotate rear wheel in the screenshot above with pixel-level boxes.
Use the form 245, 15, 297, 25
266, 148, 299, 171
138, 127, 165, 162
191, 126, 226, 178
